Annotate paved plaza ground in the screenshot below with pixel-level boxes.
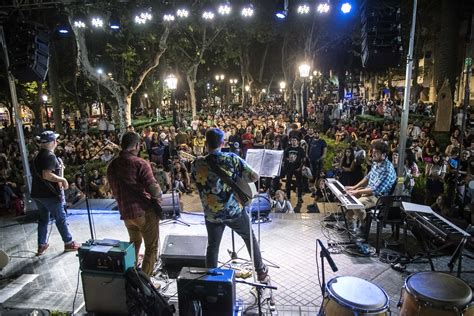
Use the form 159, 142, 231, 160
0, 193, 473, 315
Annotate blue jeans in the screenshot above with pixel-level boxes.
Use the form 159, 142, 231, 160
34, 197, 72, 246
205, 211, 265, 273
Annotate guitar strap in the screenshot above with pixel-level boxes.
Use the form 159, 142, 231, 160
204, 155, 249, 203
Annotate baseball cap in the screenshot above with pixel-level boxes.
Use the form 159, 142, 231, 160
37, 130, 59, 143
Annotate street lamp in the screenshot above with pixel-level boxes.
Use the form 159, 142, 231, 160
229, 79, 238, 103
41, 94, 49, 125
215, 74, 225, 109
299, 62, 311, 123
96, 68, 103, 116
165, 74, 178, 127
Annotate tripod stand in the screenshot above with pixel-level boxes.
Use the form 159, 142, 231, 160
237, 279, 277, 316
160, 158, 190, 226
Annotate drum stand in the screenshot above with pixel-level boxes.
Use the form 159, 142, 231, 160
236, 279, 277, 316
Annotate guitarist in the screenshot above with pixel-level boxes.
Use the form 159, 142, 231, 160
191, 128, 269, 282
31, 131, 80, 256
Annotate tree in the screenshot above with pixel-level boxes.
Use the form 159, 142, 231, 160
68, 5, 170, 133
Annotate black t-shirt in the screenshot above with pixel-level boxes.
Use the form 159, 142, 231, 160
284, 146, 306, 169
31, 148, 61, 199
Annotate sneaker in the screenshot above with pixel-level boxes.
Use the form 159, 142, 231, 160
36, 243, 49, 256
257, 265, 269, 282
64, 241, 81, 252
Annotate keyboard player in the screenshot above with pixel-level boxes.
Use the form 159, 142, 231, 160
345, 141, 396, 232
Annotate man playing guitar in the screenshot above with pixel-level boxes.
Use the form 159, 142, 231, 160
31, 131, 80, 256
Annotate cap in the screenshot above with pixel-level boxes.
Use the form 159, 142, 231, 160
37, 130, 59, 143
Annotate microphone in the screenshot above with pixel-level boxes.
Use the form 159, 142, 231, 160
317, 239, 338, 272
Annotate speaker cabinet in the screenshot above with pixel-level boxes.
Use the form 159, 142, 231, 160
81, 272, 128, 315
177, 267, 235, 316
161, 235, 207, 271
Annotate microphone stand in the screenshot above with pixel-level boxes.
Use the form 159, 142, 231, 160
160, 150, 190, 227
236, 279, 277, 316
77, 140, 117, 240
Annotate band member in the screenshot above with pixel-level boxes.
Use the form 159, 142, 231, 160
31, 131, 80, 256
191, 128, 269, 282
107, 132, 163, 277
345, 141, 396, 231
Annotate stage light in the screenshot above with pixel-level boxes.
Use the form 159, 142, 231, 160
91, 17, 104, 28
317, 3, 330, 14
297, 4, 310, 15
203, 11, 215, 20
177, 8, 189, 18
218, 3, 232, 16
58, 27, 69, 34
74, 20, 86, 28
276, 10, 287, 19
241, 4, 254, 17
341, 2, 352, 14
164, 14, 175, 22
135, 10, 152, 24
109, 13, 120, 29
73, 13, 87, 28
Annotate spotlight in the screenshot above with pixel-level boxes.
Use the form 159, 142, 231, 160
164, 14, 175, 22
241, 4, 254, 17
91, 17, 104, 28
317, 3, 330, 13
275, 10, 287, 19
109, 13, 120, 30
341, 2, 352, 14
218, 3, 232, 16
177, 8, 189, 18
297, 4, 310, 14
203, 11, 215, 20
135, 10, 152, 24
73, 13, 87, 28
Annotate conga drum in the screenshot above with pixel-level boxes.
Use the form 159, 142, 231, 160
399, 272, 473, 315
324, 276, 390, 315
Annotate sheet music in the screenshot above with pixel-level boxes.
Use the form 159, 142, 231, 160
245, 149, 265, 174
245, 149, 284, 177
260, 150, 284, 177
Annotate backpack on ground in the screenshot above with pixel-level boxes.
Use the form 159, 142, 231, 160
125, 267, 175, 316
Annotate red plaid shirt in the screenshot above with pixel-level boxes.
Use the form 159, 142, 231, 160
107, 151, 156, 220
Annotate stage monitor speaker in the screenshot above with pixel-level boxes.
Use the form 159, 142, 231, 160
161, 193, 181, 218
161, 235, 207, 273
81, 272, 128, 315
177, 267, 235, 316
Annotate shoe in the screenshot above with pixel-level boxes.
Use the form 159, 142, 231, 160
257, 265, 268, 282
36, 243, 49, 256
64, 241, 81, 252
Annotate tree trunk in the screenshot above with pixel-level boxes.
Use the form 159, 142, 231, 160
186, 64, 198, 118
48, 38, 63, 133
337, 69, 346, 101
73, 74, 87, 118
281, 33, 289, 103
258, 43, 269, 84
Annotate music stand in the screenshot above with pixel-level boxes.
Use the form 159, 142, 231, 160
245, 149, 284, 269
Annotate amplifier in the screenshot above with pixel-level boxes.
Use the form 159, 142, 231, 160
78, 240, 135, 275
177, 267, 235, 316
81, 271, 128, 314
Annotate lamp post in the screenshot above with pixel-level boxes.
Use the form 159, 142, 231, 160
165, 74, 178, 128
215, 74, 225, 110
41, 94, 49, 125
97, 68, 103, 116
279, 81, 286, 102
298, 62, 311, 123
229, 78, 238, 103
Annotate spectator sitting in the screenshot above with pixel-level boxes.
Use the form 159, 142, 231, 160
65, 182, 85, 208
88, 169, 103, 197
101, 148, 114, 163
151, 163, 171, 194
271, 190, 294, 213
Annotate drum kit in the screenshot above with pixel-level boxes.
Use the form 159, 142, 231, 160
321, 271, 473, 315
317, 239, 473, 315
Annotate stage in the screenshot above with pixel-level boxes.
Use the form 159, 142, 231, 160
0, 193, 473, 315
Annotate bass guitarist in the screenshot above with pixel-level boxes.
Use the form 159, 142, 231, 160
191, 128, 269, 282
31, 131, 80, 256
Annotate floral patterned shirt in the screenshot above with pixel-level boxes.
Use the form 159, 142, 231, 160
192, 150, 256, 223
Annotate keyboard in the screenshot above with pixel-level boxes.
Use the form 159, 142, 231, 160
325, 178, 365, 210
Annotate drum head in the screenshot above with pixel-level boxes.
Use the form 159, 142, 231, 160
327, 276, 389, 312
406, 272, 472, 308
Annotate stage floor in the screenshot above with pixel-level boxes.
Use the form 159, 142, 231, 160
0, 193, 473, 315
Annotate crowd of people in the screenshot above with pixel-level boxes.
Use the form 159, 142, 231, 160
0, 99, 473, 218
